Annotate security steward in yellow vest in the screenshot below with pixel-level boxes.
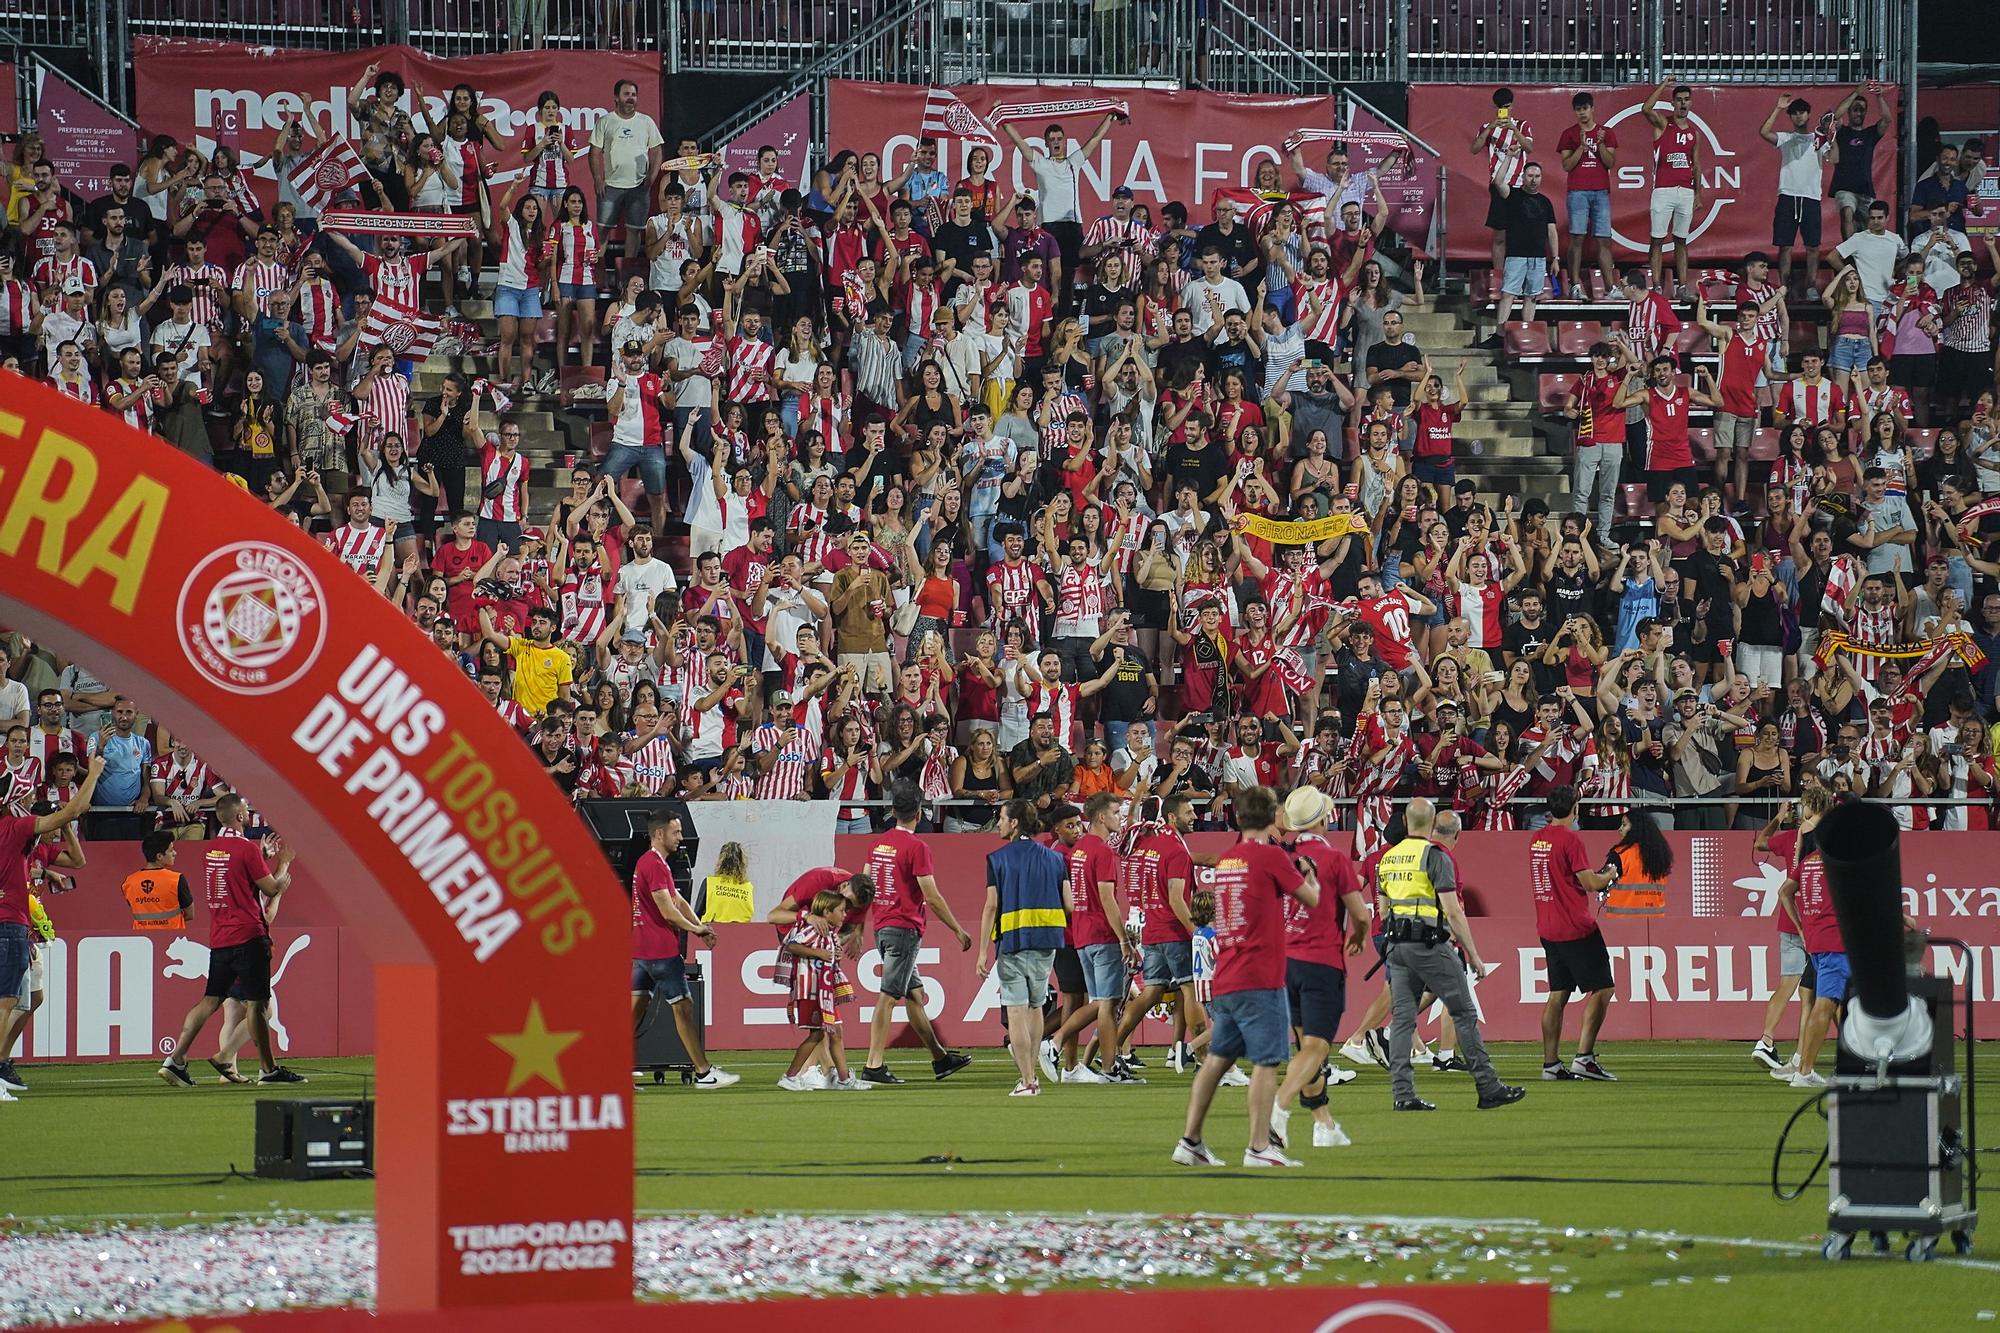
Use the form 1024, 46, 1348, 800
1378, 799, 1524, 1112
121, 831, 192, 931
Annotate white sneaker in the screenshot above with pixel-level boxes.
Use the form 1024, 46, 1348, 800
799, 1065, 830, 1090
1009, 1080, 1040, 1097
1038, 1039, 1060, 1082
1062, 1064, 1110, 1084
830, 1075, 873, 1091
1339, 1037, 1377, 1068
776, 1074, 811, 1091
1314, 1121, 1353, 1148
1790, 1071, 1827, 1089
1219, 1065, 1250, 1087
1172, 1138, 1225, 1166
1751, 1040, 1784, 1071
0, 1087, 15, 1102
1271, 1106, 1291, 1144
1244, 1145, 1304, 1168
1327, 1065, 1358, 1085
692, 1066, 740, 1089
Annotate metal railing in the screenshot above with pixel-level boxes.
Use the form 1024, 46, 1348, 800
121, 0, 392, 52
1, 0, 118, 106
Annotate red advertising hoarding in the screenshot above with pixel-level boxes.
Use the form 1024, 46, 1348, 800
131, 39, 662, 207
828, 80, 1335, 213
1408, 83, 1901, 264
31, 830, 1998, 1060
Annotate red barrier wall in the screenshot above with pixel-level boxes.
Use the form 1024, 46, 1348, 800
29, 832, 1998, 1058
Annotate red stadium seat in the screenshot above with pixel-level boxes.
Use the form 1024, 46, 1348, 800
1749, 428, 1784, 462
1789, 319, 1823, 356
1689, 427, 1716, 462
1467, 269, 1495, 304
587, 420, 613, 460
1503, 321, 1551, 359
1906, 428, 1939, 460
1537, 372, 1582, 415
1673, 325, 1712, 358
1553, 320, 1605, 357
1701, 277, 1737, 303
1616, 484, 1654, 520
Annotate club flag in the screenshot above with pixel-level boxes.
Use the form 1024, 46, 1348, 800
360, 298, 443, 361
285, 137, 368, 211
324, 407, 359, 436
921, 87, 1000, 145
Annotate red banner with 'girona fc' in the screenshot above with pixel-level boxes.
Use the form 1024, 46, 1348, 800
1409, 83, 1901, 264
131, 39, 662, 208
828, 80, 1335, 212
0, 376, 633, 1311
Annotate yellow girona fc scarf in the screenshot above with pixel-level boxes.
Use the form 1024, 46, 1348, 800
1812, 630, 1987, 675
1232, 512, 1370, 544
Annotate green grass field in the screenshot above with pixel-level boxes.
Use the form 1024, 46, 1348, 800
3, 1041, 1994, 1331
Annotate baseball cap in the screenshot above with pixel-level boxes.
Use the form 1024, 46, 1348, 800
1675, 687, 1700, 701
621, 628, 649, 644
1282, 786, 1333, 830
60, 277, 86, 296
772, 690, 795, 706
520, 527, 546, 543
1111, 185, 1135, 199
1436, 698, 1462, 714
167, 283, 194, 304
622, 339, 645, 354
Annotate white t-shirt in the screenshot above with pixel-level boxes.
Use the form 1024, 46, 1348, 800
1181, 276, 1251, 336
614, 556, 677, 632
664, 336, 714, 409
149, 317, 211, 378
0, 679, 29, 722
610, 370, 648, 446
1916, 226, 1970, 295
1774, 130, 1832, 201
1835, 229, 1908, 303
1030, 146, 1087, 224
589, 111, 665, 190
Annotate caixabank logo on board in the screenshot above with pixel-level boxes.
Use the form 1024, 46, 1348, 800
175, 541, 328, 694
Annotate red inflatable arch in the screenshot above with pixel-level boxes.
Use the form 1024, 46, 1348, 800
0, 380, 633, 1309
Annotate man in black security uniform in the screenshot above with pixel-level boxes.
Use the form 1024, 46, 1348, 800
1378, 799, 1524, 1112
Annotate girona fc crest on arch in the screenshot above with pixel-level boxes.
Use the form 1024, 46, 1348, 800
175, 542, 328, 694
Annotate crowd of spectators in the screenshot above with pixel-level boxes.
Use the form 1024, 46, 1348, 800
2, 67, 1998, 847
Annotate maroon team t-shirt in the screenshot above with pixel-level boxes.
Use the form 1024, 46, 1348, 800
867, 827, 935, 933
631, 848, 685, 959
205, 832, 272, 949
1136, 829, 1195, 945
1065, 832, 1122, 948
1791, 838, 1844, 954
1767, 830, 1800, 939
1209, 839, 1303, 996
778, 865, 863, 934
0, 814, 38, 927
433, 539, 495, 631
1530, 822, 1599, 943
1285, 832, 1359, 969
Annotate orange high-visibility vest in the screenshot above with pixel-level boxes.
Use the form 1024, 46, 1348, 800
1603, 843, 1667, 916
121, 867, 189, 929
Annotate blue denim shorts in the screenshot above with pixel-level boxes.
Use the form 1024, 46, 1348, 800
1567, 188, 1612, 238
630, 955, 690, 1003
1078, 940, 1128, 1002
494, 284, 544, 320
599, 441, 668, 494
0, 922, 28, 1004
1811, 951, 1850, 1005
1142, 939, 1194, 988
558, 282, 596, 302
1206, 986, 1292, 1067
1829, 333, 1871, 374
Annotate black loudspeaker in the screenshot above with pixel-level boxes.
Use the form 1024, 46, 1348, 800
635, 962, 705, 1082
254, 1099, 374, 1179
577, 799, 697, 891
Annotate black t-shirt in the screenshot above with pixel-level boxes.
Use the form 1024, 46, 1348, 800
1502, 188, 1557, 258
1365, 339, 1424, 408
1504, 614, 1552, 677
1093, 647, 1156, 722
1080, 283, 1132, 336
1193, 222, 1259, 280
1831, 123, 1883, 195
1687, 549, 1738, 621
1208, 337, 1262, 394
932, 217, 998, 274
1158, 336, 1208, 385
1543, 566, 1594, 624
1163, 439, 1230, 501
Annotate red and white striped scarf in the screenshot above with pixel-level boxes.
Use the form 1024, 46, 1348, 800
991, 96, 1131, 125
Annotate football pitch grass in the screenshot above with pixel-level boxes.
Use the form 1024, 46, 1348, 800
2, 1040, 1994, 1331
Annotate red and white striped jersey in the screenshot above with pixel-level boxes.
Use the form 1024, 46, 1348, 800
1779, 377, 1843, 427
296, 277, 343, 350
232, 258, 292, 318
164, 262, 230, 327
363, 253, 428, 311
47, 371, 98, 405
1083, 213, 1155, 265
903, 279, 941, 341
1, 755, 43, 816
327, 521, 389, 578
30, 254, 97, 293
1295, 276, 1346, 345
986, 558, 1043, 638
555, 221, 598, 287
712, 199, 761, 273
1851, 602, 1899, 682
1027, 680, 1082, 751
521, 124, 583, 192
1623, 290, 1680, 363
799, 392, 848, 450
478, 446, 529, 523
1106, 507, 1148, 575
1262, 564, 1333, 651
1735, 280, 1784, 344
106, 376, 152, 431
358, 368, 411, 445
1855, 384, 1913, 432
1578, 747, 1633, 818
443, 136, 481, 208
496, 698, 532, 733
1485, 116, 1533, 188
1055, 562, 1105, 629
727, 334, 775, 403
30, 726, 85, 772
920, 740, 957, 801
148, 751, 211, 801
559, 564, 609, 646
1856, 724, 1904, 777
1468, 761, 1535, 831
752, 720, 816, 799
0, 278, 33, 335
820, 746, 872, 817
624, 732, 679, 795
786, 502, 827, 535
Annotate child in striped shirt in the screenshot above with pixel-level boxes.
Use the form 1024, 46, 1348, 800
775, 890, 865, 1092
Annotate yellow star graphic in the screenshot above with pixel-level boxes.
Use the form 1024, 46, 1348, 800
488, 1000, 582, 1094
